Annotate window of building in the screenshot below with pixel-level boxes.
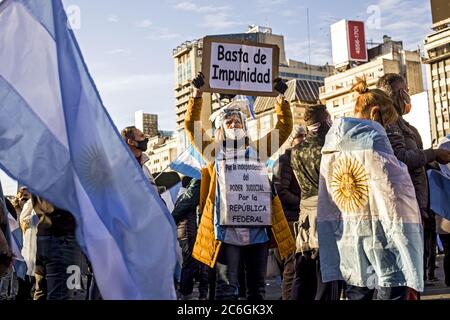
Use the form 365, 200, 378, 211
186, 60, 192, 81
177, 64, 183, 84
333, 99, 339, 108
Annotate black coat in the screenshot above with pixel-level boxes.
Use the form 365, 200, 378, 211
172, 179, 200, 241
272, 149, 301, 222
386, 117, 436, 226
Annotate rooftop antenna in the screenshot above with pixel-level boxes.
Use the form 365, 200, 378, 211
307, 8, 312, 75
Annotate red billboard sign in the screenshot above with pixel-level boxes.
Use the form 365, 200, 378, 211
347, 20, 367, 62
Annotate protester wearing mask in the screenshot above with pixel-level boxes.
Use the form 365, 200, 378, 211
185, 72, 295, 300
290, 104, 341, 301
317, 78, 424, 300
121, 126, 160, 193
377, 74, 450, 284
272, 125, 305, 300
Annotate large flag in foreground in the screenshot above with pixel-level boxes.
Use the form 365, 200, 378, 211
428, 135, 450, 220
318, 118, 424, 291
0, 0, 177, 299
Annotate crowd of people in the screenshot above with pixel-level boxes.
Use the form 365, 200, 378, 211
1, 71, 450, 301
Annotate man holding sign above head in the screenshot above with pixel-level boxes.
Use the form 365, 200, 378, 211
186, 67, 295, 300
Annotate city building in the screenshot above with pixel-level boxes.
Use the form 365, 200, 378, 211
145, 132, 178, 174
135, 111, 158, 138
423, 0, 450, 146
173, 26, 334, 152
247, 79, 322, 142
320, 35, 424, 120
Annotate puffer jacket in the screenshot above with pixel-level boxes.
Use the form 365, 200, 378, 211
386, 117, 436, 225
185, 96, 296, 268
272, 149, 300, 222
172, 179, 200, 241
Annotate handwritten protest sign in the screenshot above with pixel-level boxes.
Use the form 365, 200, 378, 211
201, 36, 280, 97
217, 159, 272, 226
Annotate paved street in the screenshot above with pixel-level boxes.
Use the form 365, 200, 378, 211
265, 254, 450, 300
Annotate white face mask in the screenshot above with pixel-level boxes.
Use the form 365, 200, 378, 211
224, 128, 247, 141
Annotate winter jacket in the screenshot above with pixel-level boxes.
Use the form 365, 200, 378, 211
272, 149, 300, 222
386, 117, 436, 224
32, 197, 76, 237
185, 97, 296, 268
172, 179, 201, 241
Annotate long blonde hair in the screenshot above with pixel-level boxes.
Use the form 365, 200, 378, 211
351, 77, 398, 127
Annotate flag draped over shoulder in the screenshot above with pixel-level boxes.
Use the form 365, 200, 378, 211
0, 0, 177, 299
317, 118, 424, 292
428, 135, 450, 220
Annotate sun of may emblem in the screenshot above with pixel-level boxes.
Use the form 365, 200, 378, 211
330, 157, 369, 213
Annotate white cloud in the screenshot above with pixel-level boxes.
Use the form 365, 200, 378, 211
364, 0, 431, 50
256, 0, 288, 12
202, 13, 243, 30
106, 49, 132, 55
107, 14, 118, 23
134, 19, 153, 28
175, 1, 229, 13
146, 27, 181, 40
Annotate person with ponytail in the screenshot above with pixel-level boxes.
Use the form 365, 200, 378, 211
317, 77, 424, 300
378, 74, 450, 284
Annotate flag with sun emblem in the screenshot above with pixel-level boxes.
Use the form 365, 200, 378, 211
0, 0, 177, 299
317, 118, 424, 292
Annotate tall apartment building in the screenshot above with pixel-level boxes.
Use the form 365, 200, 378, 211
320, 35, 424, 120
423, 0, 450, 145
135, 111, 158, 138
247, 79, 322, 142
173, 26, 334, 153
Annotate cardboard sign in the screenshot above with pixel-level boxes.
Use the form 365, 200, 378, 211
201, 36, 279, 97
217, 159, 272, 227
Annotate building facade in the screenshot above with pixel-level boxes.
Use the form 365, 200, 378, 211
423, 21, 450, 145
320, 36, 424, 120
135, 111, 158, 138
146, 135, 178, 174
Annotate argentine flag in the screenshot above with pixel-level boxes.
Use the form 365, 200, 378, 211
0, 0, 177, 299
428, 134, 450, 220
317, 118, 424, 292
169, 145, 205, 180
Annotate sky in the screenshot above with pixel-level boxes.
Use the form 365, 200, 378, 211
0, 0, 434, 195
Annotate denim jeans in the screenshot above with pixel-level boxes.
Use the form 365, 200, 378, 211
215, 242, 268, 300
440, 234, 450, 286
34, 235, 87, 300
346, 285, 408, 300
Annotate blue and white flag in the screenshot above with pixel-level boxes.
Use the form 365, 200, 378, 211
7, 213, 27, 280
317, 118, 424, 292
160, 182, 182, 213
0, 0, 177, 299
170, 145, 205, 180
428, 134, 450, 220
